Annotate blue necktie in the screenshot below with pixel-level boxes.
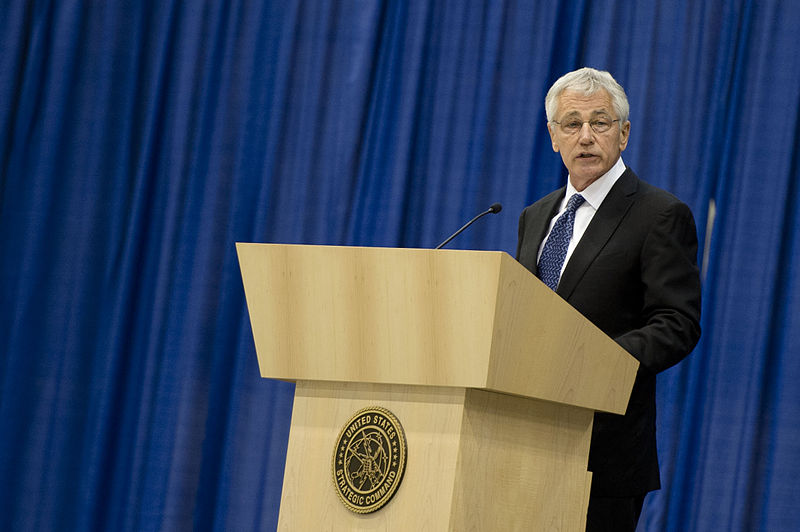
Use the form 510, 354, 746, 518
537, 193, 585, 290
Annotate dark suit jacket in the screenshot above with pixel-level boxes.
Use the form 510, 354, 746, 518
516, 167, 701, 497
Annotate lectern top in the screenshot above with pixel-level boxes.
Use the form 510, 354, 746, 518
237, 243, 637, 414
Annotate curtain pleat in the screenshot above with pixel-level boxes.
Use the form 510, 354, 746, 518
2, 1, 799, 530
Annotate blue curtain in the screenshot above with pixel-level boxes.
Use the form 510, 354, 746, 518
2, 1, 799, 530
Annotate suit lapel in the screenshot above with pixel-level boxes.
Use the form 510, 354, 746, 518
526, 188, 565, 276
556, 169, 639, 300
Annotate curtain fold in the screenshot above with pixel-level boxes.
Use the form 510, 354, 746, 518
2, 1, 799, 530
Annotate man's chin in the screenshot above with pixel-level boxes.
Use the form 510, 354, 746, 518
568, 170, 605, 191
572, 156, 604, 169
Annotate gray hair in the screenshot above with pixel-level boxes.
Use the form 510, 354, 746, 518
545, 67, 630, 124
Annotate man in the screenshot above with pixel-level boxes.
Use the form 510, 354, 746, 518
516, 68, 701, 531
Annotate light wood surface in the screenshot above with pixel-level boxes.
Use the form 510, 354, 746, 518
279, 381, 593, 531
449, 388, 593, 531
237, 243, 640, 530
236, 243, 637, 414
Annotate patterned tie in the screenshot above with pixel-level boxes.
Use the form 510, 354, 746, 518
537, 193, 585, 290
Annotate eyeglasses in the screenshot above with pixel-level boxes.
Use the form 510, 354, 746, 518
551, 116, 620, 134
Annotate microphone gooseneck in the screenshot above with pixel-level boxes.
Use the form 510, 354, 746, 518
435, 203, 503, 250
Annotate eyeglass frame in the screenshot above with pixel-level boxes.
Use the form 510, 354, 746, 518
550, 116, 621, 135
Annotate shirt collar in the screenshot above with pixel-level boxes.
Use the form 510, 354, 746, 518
565, 157, 626, 210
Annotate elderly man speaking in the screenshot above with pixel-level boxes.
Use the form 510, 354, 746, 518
516, 68, 701, 531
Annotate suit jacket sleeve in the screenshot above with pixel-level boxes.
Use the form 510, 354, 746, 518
614, 200, 701, 374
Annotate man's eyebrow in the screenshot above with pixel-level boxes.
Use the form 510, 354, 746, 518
560, 109, 613, 118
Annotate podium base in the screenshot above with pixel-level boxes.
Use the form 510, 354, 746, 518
277, 381, 593, 531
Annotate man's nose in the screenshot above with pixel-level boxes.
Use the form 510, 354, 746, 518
578, 122, 594, 142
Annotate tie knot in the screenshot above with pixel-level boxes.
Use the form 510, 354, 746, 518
566, 194, 585, 213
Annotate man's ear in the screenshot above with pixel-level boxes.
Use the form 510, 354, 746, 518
548, 123, 559, 152
619, 120, 631, 151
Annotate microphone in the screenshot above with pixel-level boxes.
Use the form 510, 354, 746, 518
435, 203, 503, 249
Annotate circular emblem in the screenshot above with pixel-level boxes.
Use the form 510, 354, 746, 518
332, 406, 408, 513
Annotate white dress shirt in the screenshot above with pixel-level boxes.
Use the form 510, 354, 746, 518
537, 157, 627, 278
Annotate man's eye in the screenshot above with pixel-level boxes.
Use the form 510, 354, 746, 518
565, 121, 582, 129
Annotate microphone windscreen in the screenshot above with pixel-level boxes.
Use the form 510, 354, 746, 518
489, 202, 503, 214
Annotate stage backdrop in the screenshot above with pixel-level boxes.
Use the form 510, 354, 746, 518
2, 1, 799, 530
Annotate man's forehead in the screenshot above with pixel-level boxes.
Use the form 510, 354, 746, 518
557, 90, 613, 115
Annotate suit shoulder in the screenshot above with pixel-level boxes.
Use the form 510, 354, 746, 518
521, 188, 564, 215
632, 177, 692, 215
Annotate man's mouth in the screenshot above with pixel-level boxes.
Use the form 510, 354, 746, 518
577, 153, 596, 159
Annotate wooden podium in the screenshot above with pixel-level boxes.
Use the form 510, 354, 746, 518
237, 243, 638, 531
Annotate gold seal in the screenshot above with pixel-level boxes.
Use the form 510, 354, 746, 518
332, 406, 408, 513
